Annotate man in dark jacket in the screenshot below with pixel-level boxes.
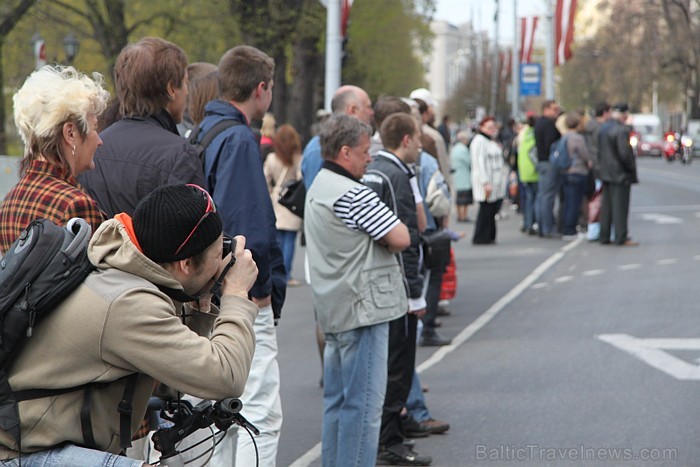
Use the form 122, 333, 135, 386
79, 37, 204, 217
363, 112, 432, 466
597, 102, 639, 246
534, 99, 562, 237
193, 45, 286, 467
584, 102, 611, 175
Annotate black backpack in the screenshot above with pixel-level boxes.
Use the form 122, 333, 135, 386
0, 218, 138, 452
0, 218, 93, 448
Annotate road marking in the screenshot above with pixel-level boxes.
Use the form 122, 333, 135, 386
618, 263, 642, 270
531, 282, 548, 289
289, 236, 585, 466
583, 269, 604, 276
598, 334, 700, 380
656, 258, 678, 266
289, 444, 322, 467
554, 276, 574, 283
632, 204, 700, 213
640, 213, 683, 224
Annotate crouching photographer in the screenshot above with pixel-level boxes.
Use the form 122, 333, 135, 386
0, 184, 258, 467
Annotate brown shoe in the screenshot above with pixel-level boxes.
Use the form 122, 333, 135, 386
422, 418, 450, 434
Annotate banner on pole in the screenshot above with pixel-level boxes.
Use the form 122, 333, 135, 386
555, 0, 577, 66
519, 17, 538, 64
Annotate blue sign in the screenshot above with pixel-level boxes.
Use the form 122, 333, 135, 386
520, 63, 541, 97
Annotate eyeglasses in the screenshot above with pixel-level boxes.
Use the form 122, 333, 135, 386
174, 184, 216, 256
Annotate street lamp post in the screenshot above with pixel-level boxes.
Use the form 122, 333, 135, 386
63, 33, 80, 66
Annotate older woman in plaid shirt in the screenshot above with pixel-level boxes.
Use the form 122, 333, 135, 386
0, 65, 109, 253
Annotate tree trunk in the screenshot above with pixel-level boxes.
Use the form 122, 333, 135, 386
271, 51, 288, 124
0, 40, 7, 155
289, 35, 324, 145
0, 0, 38, 155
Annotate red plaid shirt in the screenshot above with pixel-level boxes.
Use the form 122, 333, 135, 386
0, 160, 105, 253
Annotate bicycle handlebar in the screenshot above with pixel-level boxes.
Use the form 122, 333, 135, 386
151, 397, 258, 463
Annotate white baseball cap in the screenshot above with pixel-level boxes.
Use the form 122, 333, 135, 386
409, 88, 436, 107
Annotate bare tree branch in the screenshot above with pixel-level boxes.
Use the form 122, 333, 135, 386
0, 0, 37, 36
49, 0, 92, 23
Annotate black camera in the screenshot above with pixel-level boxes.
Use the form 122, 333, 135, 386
222, 235, 235, 259
211, 235, 236, 296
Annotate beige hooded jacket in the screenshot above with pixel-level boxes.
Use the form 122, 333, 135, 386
0, 218, 257, 458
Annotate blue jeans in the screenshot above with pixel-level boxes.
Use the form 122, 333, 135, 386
276, 229, 297, 280
522, 182, 538, 231
536, 161, 560, 235
322, 323, 389, 467
0, 445, 144, 466
562, 173, 586, 235
406, 370, 431, 422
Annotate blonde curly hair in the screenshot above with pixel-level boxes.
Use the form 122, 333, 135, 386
13, 65, 109, 173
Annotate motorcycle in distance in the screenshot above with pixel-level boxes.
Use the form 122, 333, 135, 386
663, 131, 693, 164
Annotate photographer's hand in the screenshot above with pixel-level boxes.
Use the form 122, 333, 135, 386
222, 235, 258, 298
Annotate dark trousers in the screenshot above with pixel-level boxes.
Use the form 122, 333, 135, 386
473, 201, 499, 244
423, 261, 446, 331
379, 313, 418, 448
562, 174, 586, 235
599, 181, 631, 244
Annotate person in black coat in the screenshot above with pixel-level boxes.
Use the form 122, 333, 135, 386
597, 102, 638, 246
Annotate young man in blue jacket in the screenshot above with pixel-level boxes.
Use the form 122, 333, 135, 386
194, 45, 286, 466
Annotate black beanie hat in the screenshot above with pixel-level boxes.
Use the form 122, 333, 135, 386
133, 184, 223, 263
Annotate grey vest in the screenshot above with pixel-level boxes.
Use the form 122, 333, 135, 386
305, 168, 407, 333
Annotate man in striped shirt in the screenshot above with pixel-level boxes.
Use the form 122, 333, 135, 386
305, 114, 409, 467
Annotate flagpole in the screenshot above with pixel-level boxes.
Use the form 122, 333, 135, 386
489, 0, 499, 116
545, 0, 555, 99
511, 0, 519, 119
325, 0, 342, 111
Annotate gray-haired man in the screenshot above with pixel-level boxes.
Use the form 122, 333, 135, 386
305, 114, 409, 467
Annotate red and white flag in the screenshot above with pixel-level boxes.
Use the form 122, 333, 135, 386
555, 0, 577, 65
519, 17, 538, 64
341, 0, 354, 37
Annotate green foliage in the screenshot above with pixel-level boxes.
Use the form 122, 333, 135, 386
342, 0, 430, 100
1, 0, 437, 151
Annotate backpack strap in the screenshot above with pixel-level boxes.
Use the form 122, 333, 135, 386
80, 383, 97, 448
117, 373, 139, 450
189, 119, 242, 162
190, 119, 242, 192
14, 373, 141, 450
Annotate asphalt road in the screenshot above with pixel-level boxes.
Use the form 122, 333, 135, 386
274, 157, 700, 467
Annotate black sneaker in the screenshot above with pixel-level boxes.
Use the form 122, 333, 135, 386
377, 443, 432, 465
419, 331, 452, 347
401, 414, 431, 438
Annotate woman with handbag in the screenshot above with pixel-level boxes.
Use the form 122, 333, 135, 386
470, 116, 508, 245
263, 124, 303, 286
